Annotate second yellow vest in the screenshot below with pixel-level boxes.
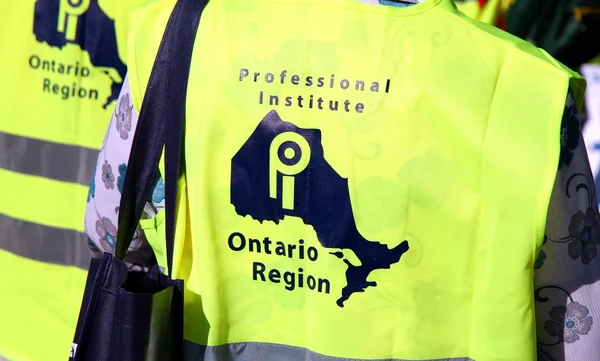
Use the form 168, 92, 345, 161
0, 1, 144, 359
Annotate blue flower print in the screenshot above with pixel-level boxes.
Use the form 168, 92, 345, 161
87, 168, 96, 202
95, 217, 117, 252
115, 93, 133, 140
535, 251, 547, 269
558, 93, 581, 170
152, 177, 165, 203
102, 160, 115, 189
535, 236, 548, 269
117, 163, 127, 194
567, 208, 600, 265
545, 302, 593, 343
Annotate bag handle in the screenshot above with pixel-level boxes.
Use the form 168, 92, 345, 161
116, 0, 207, 277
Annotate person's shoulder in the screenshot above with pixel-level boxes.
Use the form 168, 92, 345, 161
135, 0, 177, 11
440, 4, 579, 78
436, 4, 585, 106
127, 0, 178, 109
130, 0, 177, 28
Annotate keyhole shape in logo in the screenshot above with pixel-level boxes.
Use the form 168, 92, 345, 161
269, 132, 311, 210
231, 110, 410, 307
58, 0, 91, 41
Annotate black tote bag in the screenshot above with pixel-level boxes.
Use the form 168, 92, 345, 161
69, 0, 207, 359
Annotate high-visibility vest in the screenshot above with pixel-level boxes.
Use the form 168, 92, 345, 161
455, 0, 481, 18
455, 0, 513, 26
0, 1, 143, 360
129, 0, 585, 359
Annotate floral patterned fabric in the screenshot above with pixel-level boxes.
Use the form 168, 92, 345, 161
534, 91, 600, 360
84, 76, 159, 267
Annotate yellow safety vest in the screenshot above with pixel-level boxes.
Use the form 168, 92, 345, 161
129, 0, 585, 360
455, 0, 481, 19
455, 0, 513, 25
0, 1, 143, 360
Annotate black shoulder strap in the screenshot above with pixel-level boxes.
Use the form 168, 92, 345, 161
116, 0, 207, 277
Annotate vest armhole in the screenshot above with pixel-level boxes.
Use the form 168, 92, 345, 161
532, 78, 572, 266
569, 77, 587, 113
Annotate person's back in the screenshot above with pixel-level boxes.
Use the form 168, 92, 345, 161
0, 1, 144, 359
86, 0, 600, 360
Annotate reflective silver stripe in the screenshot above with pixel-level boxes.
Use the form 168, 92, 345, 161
184, 341, 474, 361
0, 214, 91, 269
0, 355, 10, 361
0, 131, 99, 186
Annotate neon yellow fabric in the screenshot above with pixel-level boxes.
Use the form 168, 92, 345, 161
455, 0, 513, 25
455, 0, 480, 19
0, 250, 88, 361
0, 169, 88, 232
141, 211, 168, 268
0, 0, 143, 229
0, 1, 143, 360
139, 168, 186, 276
129, 0, 585, 360
0, 0, 134, 149
479, 0, 501, 24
